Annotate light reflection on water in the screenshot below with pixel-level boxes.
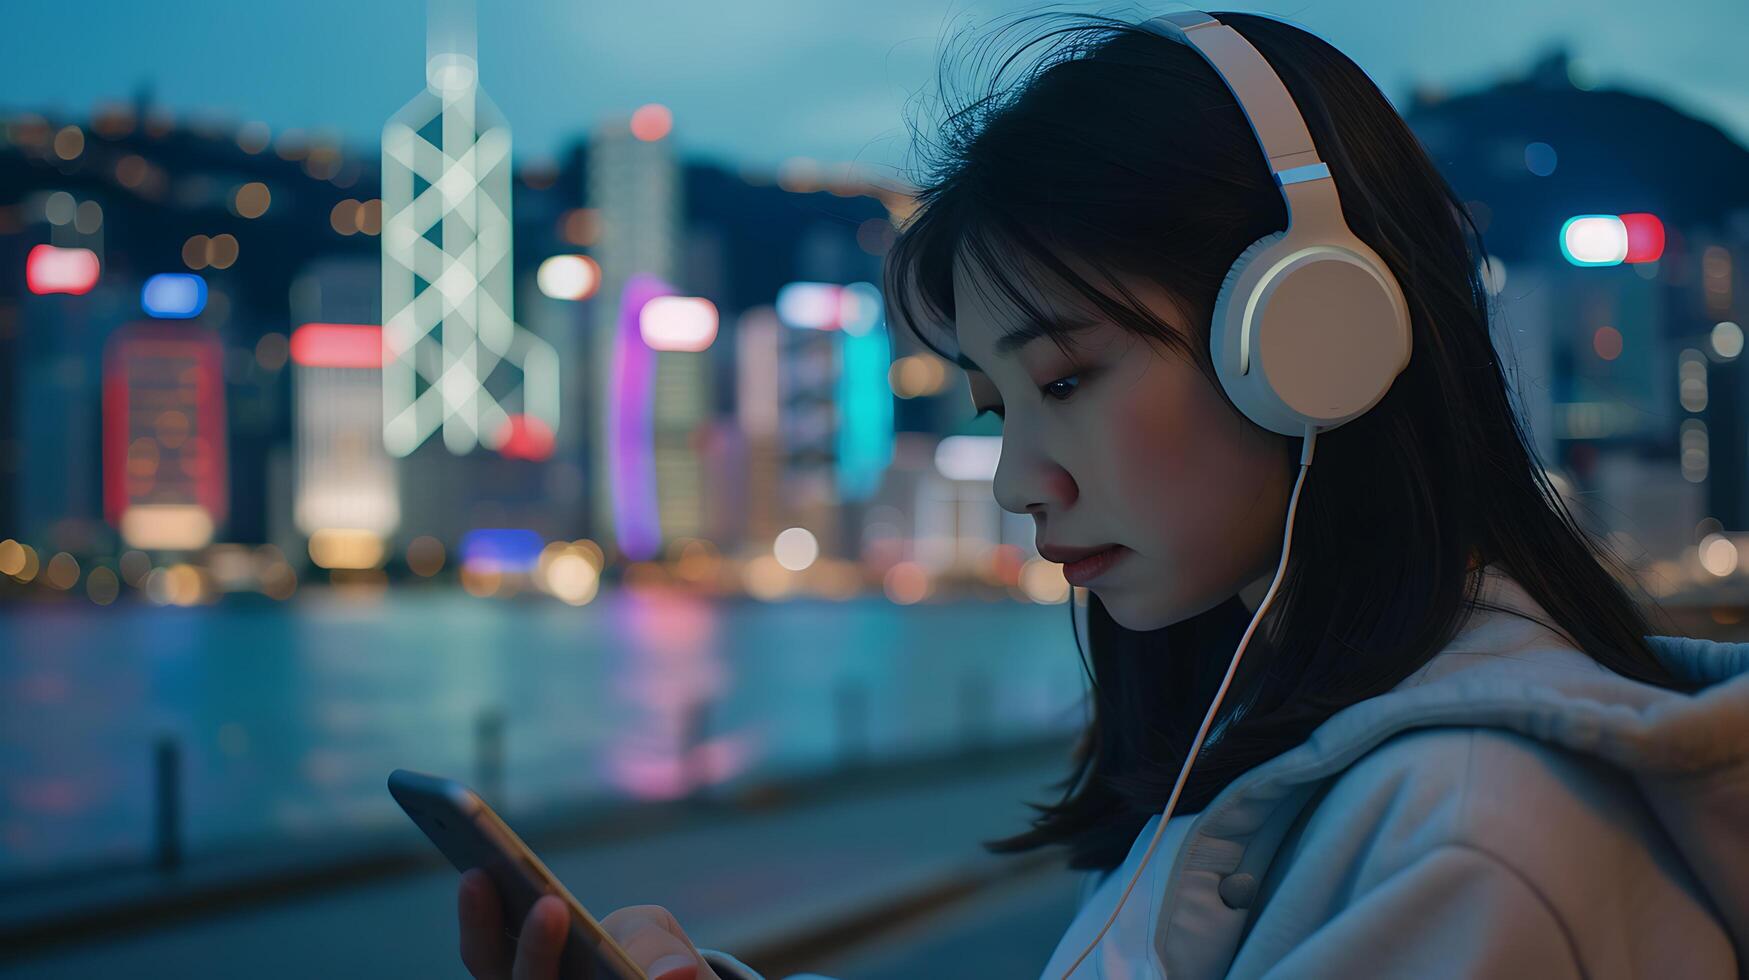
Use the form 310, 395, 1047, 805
0, 590, 1087, 880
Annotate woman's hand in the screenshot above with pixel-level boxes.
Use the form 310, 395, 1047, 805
457, 868, 724, 980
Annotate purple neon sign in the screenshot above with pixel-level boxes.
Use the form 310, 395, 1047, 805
610, 273, 674, 562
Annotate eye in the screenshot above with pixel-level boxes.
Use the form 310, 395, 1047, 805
1041, 374, 1080, 401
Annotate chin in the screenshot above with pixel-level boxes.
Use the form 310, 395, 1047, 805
1092, 589, 1180, 632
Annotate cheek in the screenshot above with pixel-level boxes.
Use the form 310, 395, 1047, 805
1103, 372, 1197, 539
1103, 364, 1266, 554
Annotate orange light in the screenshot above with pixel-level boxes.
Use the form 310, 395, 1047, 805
233, 182, 271, 218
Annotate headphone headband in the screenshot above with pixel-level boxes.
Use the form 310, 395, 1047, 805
1142, 12, 1334, 214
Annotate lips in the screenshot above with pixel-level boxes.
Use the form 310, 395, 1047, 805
1037, 542, 1130, 587
1036, 543, 1121, 564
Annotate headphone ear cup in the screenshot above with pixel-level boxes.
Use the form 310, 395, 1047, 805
1217, 231, 1290, 307
1209, 231, 1289, 425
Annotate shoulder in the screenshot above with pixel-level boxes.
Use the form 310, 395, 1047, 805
1258, 726, 1735, 975
1303, 726, 1639, 883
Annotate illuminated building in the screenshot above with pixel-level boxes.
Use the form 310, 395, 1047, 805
766, 281, 896, 558
735, 306, 785, 550
832, 283, 893, 502
290, 323, 399, 568
587, 109, 711, 559
102, 323, 228, 550
380, 13, 559, 460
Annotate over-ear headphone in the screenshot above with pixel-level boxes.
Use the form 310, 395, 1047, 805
1055, 10, 1412, 977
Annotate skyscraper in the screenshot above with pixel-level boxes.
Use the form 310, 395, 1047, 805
380, 2, 559, 461
587, 110, 710, 558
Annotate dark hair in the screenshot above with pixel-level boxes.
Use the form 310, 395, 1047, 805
881, 9, 1698, 873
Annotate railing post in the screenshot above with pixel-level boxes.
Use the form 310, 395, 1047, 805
153, 734, 181, 872
475, 707, 505, 806
684, 696, 712, 803
836, 679, 868, 768
960, 670, 992, 752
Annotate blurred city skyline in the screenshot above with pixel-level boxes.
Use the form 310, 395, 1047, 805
4, 0, 1748, 178
4, 0, 1749, 608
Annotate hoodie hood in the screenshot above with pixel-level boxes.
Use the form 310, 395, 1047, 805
1379, 567, 1749, 953
1125, 565, 1749, 978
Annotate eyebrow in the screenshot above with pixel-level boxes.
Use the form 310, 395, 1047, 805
953, 313, 1101, 373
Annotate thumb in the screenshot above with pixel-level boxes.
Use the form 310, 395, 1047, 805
601, 905, 719, 980
647, 951, 700, 980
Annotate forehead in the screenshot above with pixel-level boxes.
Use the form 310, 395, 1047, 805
950, 247, 1087, 356
950, 244, 1064, 321
951, 244, 1152, 375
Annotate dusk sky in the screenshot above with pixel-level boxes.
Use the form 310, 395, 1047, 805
5, 0, 1746, 184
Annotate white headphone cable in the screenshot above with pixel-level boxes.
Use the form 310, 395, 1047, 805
1057, 422, 1318, 979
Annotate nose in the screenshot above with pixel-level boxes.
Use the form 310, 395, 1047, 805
991, 436, 1077, 516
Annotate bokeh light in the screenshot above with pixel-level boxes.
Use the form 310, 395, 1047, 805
639, 295, 718, 352
45, 552, 80, 590
0, 539, 25, 577
52, 125, 84, 160
1711, 321, 1743, 360
233, 181, 270, 218
1700, 533, 1739, 577
86, 567, 119, 605
330, 199, 359, 235
182, 234, 210, 270
773, 527, 819, 572
883, 561, 930, 604
1019, 559, 1071, 604
889, 354, 948, 398
536, 254, 600, 301
406, 536, 446, 577
630, 103, 672, 141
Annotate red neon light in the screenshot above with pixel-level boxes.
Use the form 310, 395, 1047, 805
290, 323, 382, 368
1619, 213, 1665, 264
496, 414, 555, 461
26, 244, 100, 295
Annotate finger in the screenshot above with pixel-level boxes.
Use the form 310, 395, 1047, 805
458, 869, 512, 980
600, 907, 704, 980
512, 895, 569, 980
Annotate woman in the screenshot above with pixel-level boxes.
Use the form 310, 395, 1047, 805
456, 9, 1748, 979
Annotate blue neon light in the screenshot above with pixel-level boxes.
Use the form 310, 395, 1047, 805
460, 529, 545, 573
141, 273, 208, 319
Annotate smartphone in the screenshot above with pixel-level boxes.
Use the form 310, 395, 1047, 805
388, 768, 648, 980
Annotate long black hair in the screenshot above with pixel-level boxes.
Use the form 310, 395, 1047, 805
880, 9, 1697, 872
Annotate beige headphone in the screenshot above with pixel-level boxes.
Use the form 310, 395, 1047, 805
1163, 8, 1413, 437
1055, 10, 1412, 977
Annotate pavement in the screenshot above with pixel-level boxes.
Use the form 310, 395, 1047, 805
805, 859, 1085, 979
0, 738, 1089, 979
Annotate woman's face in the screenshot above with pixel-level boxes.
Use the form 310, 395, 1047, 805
951, 251, 1292, 630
